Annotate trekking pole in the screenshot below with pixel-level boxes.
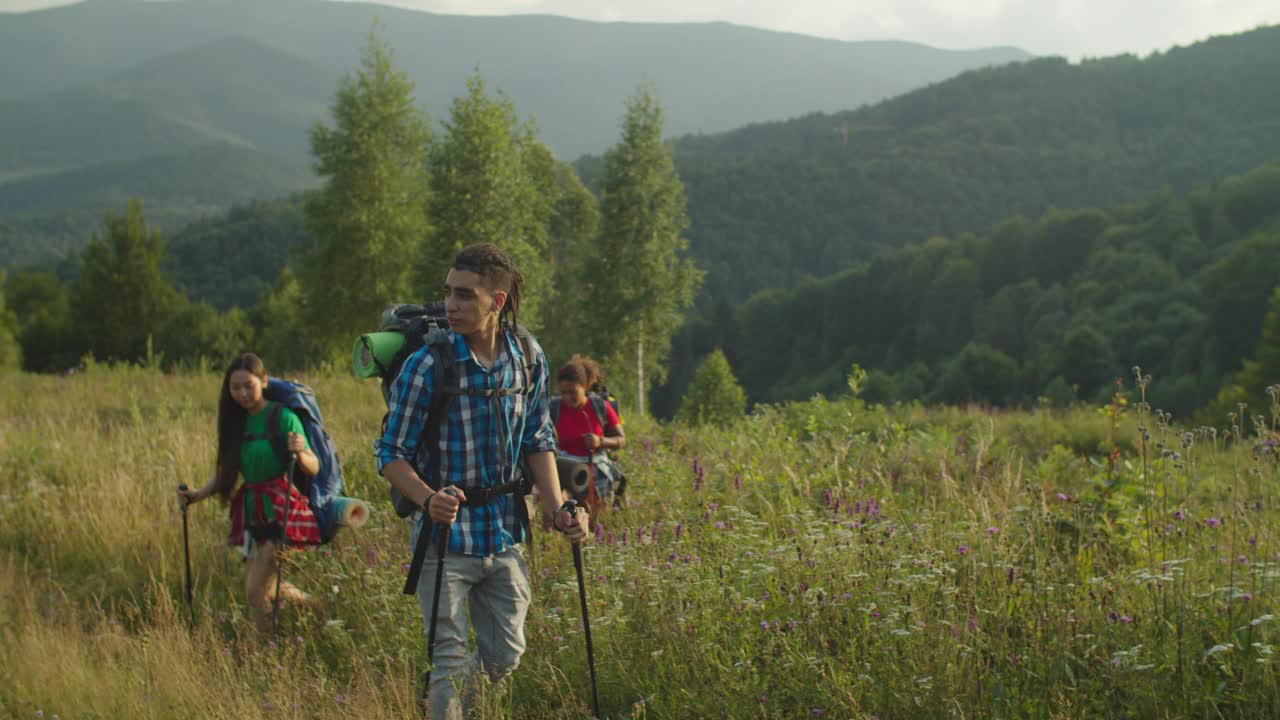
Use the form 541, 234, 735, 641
564, 499, 601, 718
272, 453, 297, 643
423, 491, 455, 710
177, 484, 194, 632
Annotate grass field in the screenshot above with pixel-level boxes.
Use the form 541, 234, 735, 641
1, 365, 1276, 718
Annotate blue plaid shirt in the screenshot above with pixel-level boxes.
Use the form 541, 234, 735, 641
375, 328, 557, 557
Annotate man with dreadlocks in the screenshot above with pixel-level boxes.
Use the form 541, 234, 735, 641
378, 243, 589, 718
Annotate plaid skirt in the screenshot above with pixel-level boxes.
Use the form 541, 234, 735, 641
228, 475, 321, 549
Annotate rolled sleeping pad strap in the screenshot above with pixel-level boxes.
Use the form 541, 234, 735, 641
352, 331, 406, 379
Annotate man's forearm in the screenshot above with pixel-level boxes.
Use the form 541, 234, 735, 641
527, 451, 566, 515
381, 458, 433, 509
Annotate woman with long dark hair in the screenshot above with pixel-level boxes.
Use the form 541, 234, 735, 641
178, 353, 322, 632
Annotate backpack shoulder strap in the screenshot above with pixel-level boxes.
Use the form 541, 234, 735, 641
589, 393, 609, 430
417, 337, 459, 491
549, 396, 561, 425
513, 325, 538, 396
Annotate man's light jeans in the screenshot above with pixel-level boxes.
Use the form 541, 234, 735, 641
414, 525, 531, 720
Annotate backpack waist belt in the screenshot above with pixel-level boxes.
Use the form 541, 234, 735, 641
458, 479, 528, 506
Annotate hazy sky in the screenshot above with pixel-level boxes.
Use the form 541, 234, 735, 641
1, 0, 1276, 58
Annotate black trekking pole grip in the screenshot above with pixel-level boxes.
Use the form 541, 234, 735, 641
272, 453, 297, 643
178, 483, 193, 631
563, 500, 601, 718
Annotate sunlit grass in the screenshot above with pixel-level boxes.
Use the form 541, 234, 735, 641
1, 366, 1276, 718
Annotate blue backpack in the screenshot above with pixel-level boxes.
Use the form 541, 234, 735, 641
263, 378, 348, 543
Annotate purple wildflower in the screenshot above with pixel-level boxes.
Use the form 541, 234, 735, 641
1056, 492, 1071, 501
1206, 517, 1222, 527
714, 521, 725, 530
760, 620, 770, 631
986, 527, 1000, 536
1174, 509, 1185, 520
734, 474, 743, 490
958, 545, 970, 556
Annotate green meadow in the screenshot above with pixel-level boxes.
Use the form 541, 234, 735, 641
1, 365, 1276, 718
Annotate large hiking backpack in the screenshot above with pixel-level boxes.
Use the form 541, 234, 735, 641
353, 303, 540, 517
354, 303, 543, 596
259, 378, 358, 543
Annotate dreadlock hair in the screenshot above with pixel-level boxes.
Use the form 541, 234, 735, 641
452, 243, 523, 329
213, 353, 268, 502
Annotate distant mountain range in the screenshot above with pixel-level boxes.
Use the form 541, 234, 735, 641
655, 24, 1280, 301
0, 0, 1031, 268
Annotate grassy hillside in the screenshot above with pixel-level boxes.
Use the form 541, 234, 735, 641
1, 367, 1277, 718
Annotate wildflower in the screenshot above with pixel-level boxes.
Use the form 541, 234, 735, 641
1173, 510, 1184, 520
986, 527, 1000, 536
1206, 517, 1222, 527
958, 545, 970, 556
675, 523, 684, 541
714, 521, 725, 530
1238, 593, 1254, 602
365, 546, 378, 566
1239, 555, 1249, 565
870, 611, 880, 619
335, 694, 346, 705
734, 474, 743, 490
1120, 615, 1133, 624
1250, 536, 1258, 546
760, 621, 770, 631
1056, 492, 1071, 501
295, 635, 304, 645
597, 574, 606, 582
812, 709, 824, 717
708, 502, 719, 511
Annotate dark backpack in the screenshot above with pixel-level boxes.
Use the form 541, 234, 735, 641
359, 302, 540, 516
252, 379, 349, 543
356, 303, 541, 593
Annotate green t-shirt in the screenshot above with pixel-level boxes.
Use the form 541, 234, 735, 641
241, 404, 309, 485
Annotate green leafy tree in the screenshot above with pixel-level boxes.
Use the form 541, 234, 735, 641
541, 162, 601, 361
933, 342, 1020, 405
676, 349, 745, 427
156, 301, 252, 369
4, 270, 78, 372
301, 29, 431, 360
72, 200, 181, 363
0, 271, 21, 370
251, 266, 308, 371
422, 74, 554, 329
587, 84, 703, 415
1208, 285, 1280, 420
